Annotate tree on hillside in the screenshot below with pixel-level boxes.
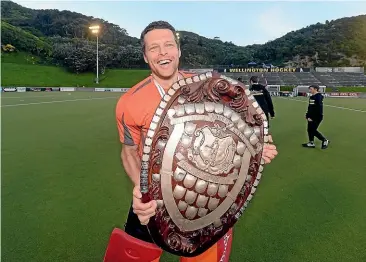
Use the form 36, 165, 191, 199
2, 0, 366, 71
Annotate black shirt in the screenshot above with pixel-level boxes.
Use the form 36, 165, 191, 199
306, 93, 324, 120
249, 84, 275, 117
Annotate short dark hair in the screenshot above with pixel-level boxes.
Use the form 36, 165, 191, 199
309, 84, 319, 91
250, 76, 259, 83
140, 21, 179, 52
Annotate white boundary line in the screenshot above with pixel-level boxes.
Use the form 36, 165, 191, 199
1, 95, 63, 99
279, 97, 366, 113
1, 96, 119, 108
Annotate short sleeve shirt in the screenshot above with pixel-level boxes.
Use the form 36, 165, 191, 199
115, 71, 195, 158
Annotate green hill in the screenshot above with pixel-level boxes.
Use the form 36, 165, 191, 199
1, 52, 149, 87
1, 0, 366, 74
1, 21, 51, 56
254, 16, 366, 67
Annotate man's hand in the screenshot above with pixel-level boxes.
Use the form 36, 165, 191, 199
307, 118, 312, 122
262, 135, 278, 164
132, 185, 157, 225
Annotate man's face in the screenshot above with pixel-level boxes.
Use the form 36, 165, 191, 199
309, 87, 317, 94
143, 29, 181, 79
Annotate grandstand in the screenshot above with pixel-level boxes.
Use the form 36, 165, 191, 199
219, 66, 366, 87
312, 72, 366, 87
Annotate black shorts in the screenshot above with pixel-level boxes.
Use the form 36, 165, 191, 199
124, 204, 154, 243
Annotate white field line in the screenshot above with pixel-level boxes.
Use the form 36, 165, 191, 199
1, 96, 119, 108
1, 95, 63, 99
279, 97, 366, 113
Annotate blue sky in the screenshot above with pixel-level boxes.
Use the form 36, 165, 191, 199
14, 1, 366, 46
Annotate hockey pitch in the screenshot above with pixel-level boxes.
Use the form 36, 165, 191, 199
2, 92, 366, 262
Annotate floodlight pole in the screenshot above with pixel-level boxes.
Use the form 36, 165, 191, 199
96, 35, 99, 84
89, 25, 100, 84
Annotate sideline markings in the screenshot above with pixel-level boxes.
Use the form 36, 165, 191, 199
1, 96, 119, 108
279, 97, 366, 113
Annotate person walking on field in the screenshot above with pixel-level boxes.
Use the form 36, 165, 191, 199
248, 75, 275, 124
302, 84, 330, 149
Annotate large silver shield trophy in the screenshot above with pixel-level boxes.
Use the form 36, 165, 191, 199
140, 72, 269, 257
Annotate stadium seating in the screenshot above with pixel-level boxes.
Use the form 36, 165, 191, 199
312, 72, 366, 87
222, 71, 366, 87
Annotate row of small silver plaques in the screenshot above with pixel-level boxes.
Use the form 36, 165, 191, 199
237, 141, 246, 155
245, 175, 252, 182
143, 145, 151, 154
143, 90, 170, 162
181, 134, 192, 148
219, 74, 238, 85
256, 170, 263, 180
230, 203, 238, 214
152, 173, 160, 182
173, 183, 222, 210
254, 127, 261, 137
213, 219, 222, 227
157, 140, 167, 150
259, 165, 264, 172
253, 179, 260, 188
186, 206, 197, 219
249, 133, 259, 145
189, 72, 210, 83
183, 174, 197, 188
233, 155, 242, 168
145, 97, 167, 161
238, 176, 260, 216
174, 187, 221, 213
142, 154, 149, 162
184, 122, 196, 136
157, 200, 164, 208
178, 96, 186, 104
178, 201, 209, 220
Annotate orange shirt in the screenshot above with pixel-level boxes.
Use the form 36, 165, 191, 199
116, 71, 195, 157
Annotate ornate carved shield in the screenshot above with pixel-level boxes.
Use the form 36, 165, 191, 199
140, 72, 269, 257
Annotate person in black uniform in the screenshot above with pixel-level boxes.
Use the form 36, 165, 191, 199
248, 75, 275, 123
302, 84, 330, 149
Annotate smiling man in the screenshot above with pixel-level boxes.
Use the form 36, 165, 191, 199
115, 20, 278, 262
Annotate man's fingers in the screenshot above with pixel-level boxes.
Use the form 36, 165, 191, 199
138, 208, 157, 225
264, 144, 276, 151
262, 156, 271, 164
136, 209, 155, 217
134, 202, 157, 216
263, 153, 274, 161
265, 148, 278, 157
140, 212, 156, 225
133, 200, 153, 212
139, 216, 151, 225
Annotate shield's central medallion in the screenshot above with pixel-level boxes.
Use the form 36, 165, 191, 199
189, 125, 236, 175
139, 72, 270, 257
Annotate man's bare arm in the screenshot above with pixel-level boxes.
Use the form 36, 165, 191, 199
121, 144, 157, 224
121, 145, 141, 186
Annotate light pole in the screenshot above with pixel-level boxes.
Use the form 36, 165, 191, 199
89, 25, 100, 84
